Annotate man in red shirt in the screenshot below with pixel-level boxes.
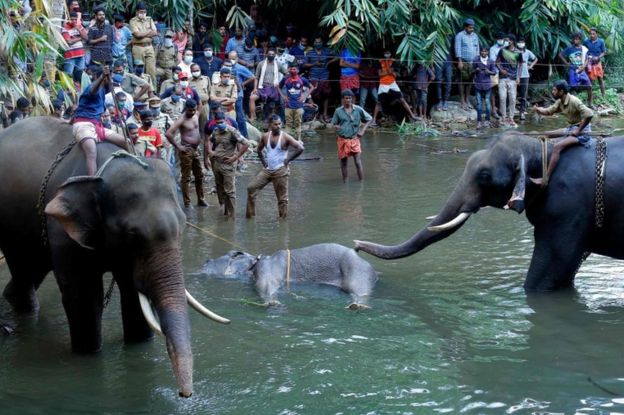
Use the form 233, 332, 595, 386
137, 110, 162, 157
61, 12, 88, 78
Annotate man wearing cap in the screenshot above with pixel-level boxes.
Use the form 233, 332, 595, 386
133, 58, 154, 100
126, 100, 147, 127
111, 60, 152, 102
210, 67, 238, 118
454, 18, 480, 110
112, 15, 132, 68
330, 89, 372, 183
279, 62, 313, 142
166, 98, 208, 207
130, 3, 157, 89
156, 29, 179, 87
149, 96, 175, 165
205, 112, 249, 219
161, 71, 201, 104
160, 66, 183, 95
204, 102, 239, 135
161, 84, 186, 120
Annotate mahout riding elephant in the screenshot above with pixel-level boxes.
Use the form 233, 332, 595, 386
0, 117, 229, 397
355, 132, 624, 291
201, 243, 378, 307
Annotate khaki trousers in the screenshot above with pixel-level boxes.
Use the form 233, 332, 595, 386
212, 159, 237, 218
246, 166, 289, 219
179, 147, 204, 205
132, 44, 156, 89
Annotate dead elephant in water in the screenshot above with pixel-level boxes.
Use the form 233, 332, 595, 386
201, 243, 378, 308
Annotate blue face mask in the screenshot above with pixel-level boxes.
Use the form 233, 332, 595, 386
217, 122, 227, 130
171, 94, 180, 103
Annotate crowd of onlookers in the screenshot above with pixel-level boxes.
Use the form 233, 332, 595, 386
1, 3, 609, 134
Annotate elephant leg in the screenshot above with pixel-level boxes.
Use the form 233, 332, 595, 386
113, 270, 153, 343
1, 245, 50, 313
54, 267, 105, 353
524, 224, 588, 291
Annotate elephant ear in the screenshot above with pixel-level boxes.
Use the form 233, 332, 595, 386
44, 176, 104, 250
505, 154, 527, 214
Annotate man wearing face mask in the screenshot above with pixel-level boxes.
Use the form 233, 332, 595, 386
489, 32, 509, 119
210, 67, 238, 118
112, 15, 132, 69
160, 66, 182, 95
206, 112, 249, 219
279, 62, 313, 142
129, 2, 158, 89
61, 12, 88, 79
251, 48, 282, 122
105, 74, 134, 113
133, 58, 153, 100
136, 109, 162, 157
196, 43, 223, 79
161, 84, 186, 120
304, 37, 338, 123
156, 30, 179, 88
148, 96, 175, 166
179, 49, 195, 74
126, 100, 147, 128
111, 60, 152, 102
189, 63, 211, 136
516, 36, 537, 121
162, 72, 202, 114
226, 51, 254, 139
496, 34, 523, 127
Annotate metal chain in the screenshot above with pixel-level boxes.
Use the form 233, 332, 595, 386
594, 137, 607, 229
103, 278, 116, 309
37, 140, 77, 248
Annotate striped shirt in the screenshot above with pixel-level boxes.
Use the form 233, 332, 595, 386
61, 23, 87, 59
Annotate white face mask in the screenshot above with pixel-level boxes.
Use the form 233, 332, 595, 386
503, 41, 510, 47
204, 51, 213, 58
230, 59, 237, 65
180, 80, 189, 87
191, 71, 201, 78
184, 55, 193, 64
164, 38, 173, 47
137, 12, 146, 19
497, 40, 504, 46
517, 42, 525, 49
384, 53, 391, 58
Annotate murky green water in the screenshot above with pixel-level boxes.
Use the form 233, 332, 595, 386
2, 118, 624, 414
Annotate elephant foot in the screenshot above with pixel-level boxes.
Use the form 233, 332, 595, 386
2, 284, 39, 314
346, 303, 370, 311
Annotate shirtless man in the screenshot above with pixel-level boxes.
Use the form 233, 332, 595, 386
246, 115, 304, 219
165, 98, 207, 207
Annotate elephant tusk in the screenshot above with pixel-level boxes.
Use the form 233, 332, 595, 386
427, 212, 471, 232
138, 292, 164, 336
426, 215, 437, 220
185, 290, 231, 325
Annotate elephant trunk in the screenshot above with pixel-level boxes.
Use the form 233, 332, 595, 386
355, 180, 479, 259
139, 247, 193, 398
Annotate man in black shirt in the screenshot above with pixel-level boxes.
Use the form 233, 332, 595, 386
88, 7, 113, 65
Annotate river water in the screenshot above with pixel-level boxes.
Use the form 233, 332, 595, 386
2, 118, 624, 414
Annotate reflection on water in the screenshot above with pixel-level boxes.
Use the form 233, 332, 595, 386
2, 119, 624, 414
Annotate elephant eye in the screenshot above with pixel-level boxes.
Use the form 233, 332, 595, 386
478, 168, 492, 185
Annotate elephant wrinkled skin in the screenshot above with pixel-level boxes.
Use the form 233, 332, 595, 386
356, 132, 624, 291
0, 117, 200, 397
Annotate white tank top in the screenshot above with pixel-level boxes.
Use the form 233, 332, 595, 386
265, 132, 288, 170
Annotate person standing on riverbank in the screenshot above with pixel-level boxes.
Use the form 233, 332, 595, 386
584, 28, 607, 106
454, 18, 480, 110
331, 90, 373, 183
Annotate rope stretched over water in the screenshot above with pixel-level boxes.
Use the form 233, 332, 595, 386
185, 221, 251, 253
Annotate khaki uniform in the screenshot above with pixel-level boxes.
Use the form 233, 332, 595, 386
210, 126, 246, 218
129, 16, 157, 89
152, 112, 175, 165
179, 145, 205, 206
190, 75, 211, 133
121, 72, 148, 96
542, 93, 594, 125
159, 79, 177, 95
210, 82, 238, 116
246, 166, 290, 219
135, 73, 153, 100
156, 44, 178, 83
161, 97, 186, 121
126, 114, 142, 128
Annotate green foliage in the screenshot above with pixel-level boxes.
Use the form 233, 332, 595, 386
396, 120, 440, 137
593, 88, 623, 114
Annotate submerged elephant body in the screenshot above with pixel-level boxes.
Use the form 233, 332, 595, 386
356, 133, 624, 291
202, 243, 378, 306
0, 117, 221, 397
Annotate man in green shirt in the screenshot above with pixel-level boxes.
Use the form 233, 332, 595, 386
331, 90, 373, 183
531, 80, 594, 186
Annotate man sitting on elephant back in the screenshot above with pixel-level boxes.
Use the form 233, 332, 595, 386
531, 80, 593, 186
72, 64, 128, 175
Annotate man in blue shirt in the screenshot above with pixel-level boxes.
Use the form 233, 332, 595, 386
559, 32, 592, 106
279, 62, 313, 141
227, 52, 256, 138
196, 43, 223, 79
584, 28, 607, 104
112, 15, 133, 69
72, 65, 127, 175
454, 18, 480, 110
304, 36, 338, 122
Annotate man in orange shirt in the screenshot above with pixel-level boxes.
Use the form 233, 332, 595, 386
373, 49, 417, 122
137, 110, 162, 157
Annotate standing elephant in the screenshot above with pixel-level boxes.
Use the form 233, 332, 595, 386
0, 117, 228, 397
355, 132, 623, 291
